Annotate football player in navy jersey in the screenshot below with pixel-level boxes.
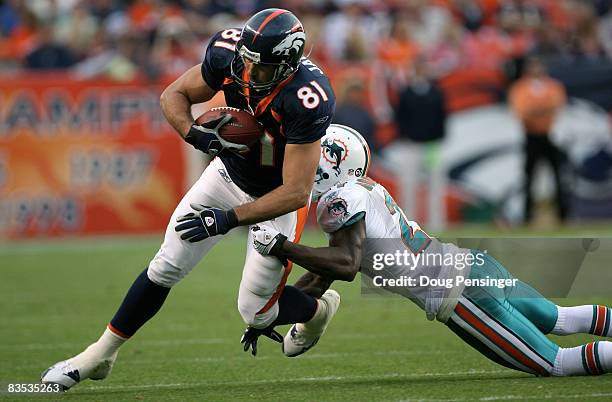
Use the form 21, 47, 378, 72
41, 9, 340, 390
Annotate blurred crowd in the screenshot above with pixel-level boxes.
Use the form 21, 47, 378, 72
1, 0, 612, 81
3, 0, 611, 225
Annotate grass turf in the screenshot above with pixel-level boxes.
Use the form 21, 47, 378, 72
1, 228, 612, 401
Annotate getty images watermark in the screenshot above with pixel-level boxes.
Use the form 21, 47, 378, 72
369, 248, 518, 290
361, 237, 610, 299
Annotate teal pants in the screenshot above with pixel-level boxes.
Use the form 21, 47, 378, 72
446, 253, 560, 376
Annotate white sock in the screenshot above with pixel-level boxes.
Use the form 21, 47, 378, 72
300, 299, 325, 331
552, 341, 612, 376
552, 305, 612, 337
94, 326, 128, 357
71, 327, 127, 367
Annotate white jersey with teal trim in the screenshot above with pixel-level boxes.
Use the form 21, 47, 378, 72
316, 178, 471, 323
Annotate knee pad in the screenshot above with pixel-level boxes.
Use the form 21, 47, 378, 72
238, 298, 278, 329
147, 255, 185, 288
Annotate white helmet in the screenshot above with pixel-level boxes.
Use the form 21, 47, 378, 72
312, 124, 371, 201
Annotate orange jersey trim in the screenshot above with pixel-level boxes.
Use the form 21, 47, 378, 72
256, 206, 309, 315
254, 74, 294, 117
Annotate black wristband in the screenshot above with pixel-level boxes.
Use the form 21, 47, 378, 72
226, 209, 239, 230
184, 124, 201, 148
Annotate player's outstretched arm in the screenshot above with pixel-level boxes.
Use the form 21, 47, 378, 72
234, 141, 320, 224
253, 219, 366, 282
160, 63, 217, 139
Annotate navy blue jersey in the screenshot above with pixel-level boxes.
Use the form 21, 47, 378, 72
201, 29, 336, 197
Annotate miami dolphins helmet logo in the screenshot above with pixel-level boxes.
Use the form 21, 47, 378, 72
321, 138, 348, 175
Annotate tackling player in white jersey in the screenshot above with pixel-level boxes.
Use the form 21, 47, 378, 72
252, 124, 612, 376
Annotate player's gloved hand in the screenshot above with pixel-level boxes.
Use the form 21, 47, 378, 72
175, 203, 239, 242
240, 326, 283, 356
251, 225, 288, 265
184, 114, 249, 157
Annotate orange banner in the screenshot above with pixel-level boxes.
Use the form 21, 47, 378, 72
0, 74, 185, 238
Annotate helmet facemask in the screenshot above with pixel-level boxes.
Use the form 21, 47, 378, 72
231, 43, 297, 96
230, 8, 306, 98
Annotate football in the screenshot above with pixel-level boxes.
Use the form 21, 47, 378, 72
196, 107, 264, 148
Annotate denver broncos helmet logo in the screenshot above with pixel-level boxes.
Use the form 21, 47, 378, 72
271, 32, 305, 57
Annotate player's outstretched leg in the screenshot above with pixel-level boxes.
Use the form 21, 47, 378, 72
41, 268, 170, 390
449, 254, 612, 376
448, 295, 612, 376
553, 341, 612, 376
504, 277, 612, 338
282, 288, 341, 357
551, 305, 612, 337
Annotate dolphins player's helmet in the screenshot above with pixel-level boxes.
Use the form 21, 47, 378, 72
232, 8, 306, 94
313, 124, 371, 201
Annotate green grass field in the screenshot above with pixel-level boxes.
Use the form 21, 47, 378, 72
2, 228, 612, 401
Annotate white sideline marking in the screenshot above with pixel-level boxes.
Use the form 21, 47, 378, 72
16, 349, 457, 370
112, 349, 450, 365
476, 394, 612, 401
7, 338, 230, 351
5, 332, 423, 351
78, 369, 507, 392
395, 394, 612, 402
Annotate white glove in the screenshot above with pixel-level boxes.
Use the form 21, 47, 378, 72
251, 225, 287, 256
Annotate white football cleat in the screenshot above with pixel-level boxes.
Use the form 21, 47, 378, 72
41, 345, 117, 391
283, 289, 340, 357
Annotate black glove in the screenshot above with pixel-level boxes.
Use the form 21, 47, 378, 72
184, 113, 249, 157
240, 326, 283, 356
175, 203, 239, 242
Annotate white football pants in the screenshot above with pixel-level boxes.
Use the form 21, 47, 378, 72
147, 157, 307, 328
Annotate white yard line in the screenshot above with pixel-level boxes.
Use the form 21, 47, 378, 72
78, 369, 507, 392
476, 393, 612, 401
4, 332, 431, 351
4, 337, 231, 351
396, 394, 612, 402
14, 349, 457, 370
